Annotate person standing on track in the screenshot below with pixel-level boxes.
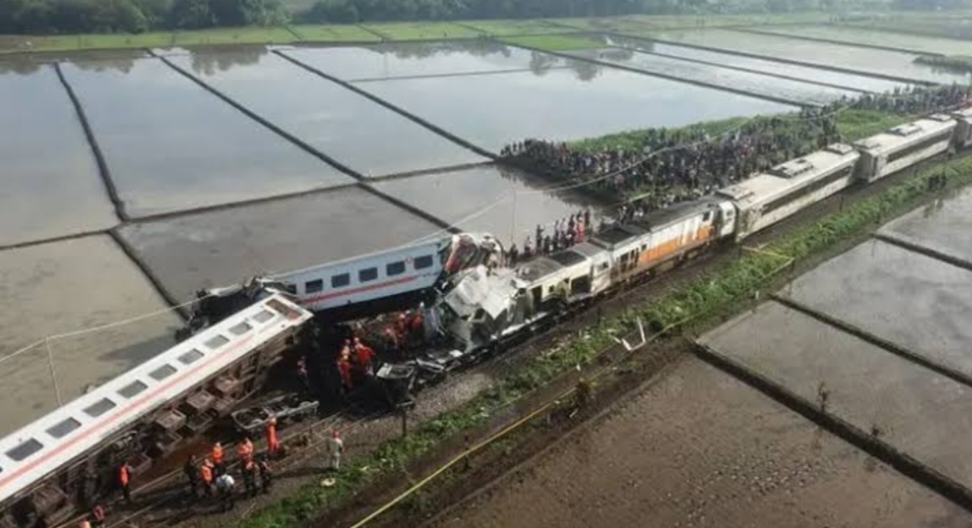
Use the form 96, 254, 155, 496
211, 442, 224, 474
236, 436, 254, 466
266, 416, 280, 458
215, 473, 236, 512
184, 455, 200, 499
199, 458, 215, 498
117, 462, 133, 504
326, 430, 344, 471
242, 459, 259, 498
257, 456, 273, 493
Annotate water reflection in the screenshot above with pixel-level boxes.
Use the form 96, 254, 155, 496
0, 64, 116, 245
375, 164, 607, 246
357, 65, 793, 152
60, 57, 353, 217
171, 50, 485, 177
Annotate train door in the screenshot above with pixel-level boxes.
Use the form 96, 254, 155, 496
531, 285, 543, 308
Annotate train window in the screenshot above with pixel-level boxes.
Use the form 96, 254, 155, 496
205, 335, 229, 349
386, 261, 406, 276
331, 273, 350, 288
229, 322, 252, 336
179, 349, 204, 365
284, 284, 297, 295
6, 439, 43, 462
118, 381, 148, 399
414, 255, 434, 270
359, 268, 378, 282
83, 398, 116, 418
253, 310, 274, 323
305, 279, 323, 294
47, 418, 82, 439
703, 211, 712, 221
150, 364, 177, 381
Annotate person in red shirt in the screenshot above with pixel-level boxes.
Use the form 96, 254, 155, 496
353, 337, 375, 377
199, 459, 214, 497
266, 417, 280, 457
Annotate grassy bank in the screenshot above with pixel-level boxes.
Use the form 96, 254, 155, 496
0, 11, 952, 54
915, 54, 972, 74
240, 130, 972, 528
500, 34, 603, 51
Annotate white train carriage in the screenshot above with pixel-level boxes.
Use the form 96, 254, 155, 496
270, 238, 447, 319
853, 115, 956, 183
952, 107, 972, 149
0, 295, 311, 525
719, 143, 860, 241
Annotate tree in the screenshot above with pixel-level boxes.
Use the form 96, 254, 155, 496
168, 0, 212, 28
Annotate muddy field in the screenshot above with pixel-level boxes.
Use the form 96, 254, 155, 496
431, 358, 971, 528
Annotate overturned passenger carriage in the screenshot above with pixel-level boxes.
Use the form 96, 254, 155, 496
0, 296, 311, 528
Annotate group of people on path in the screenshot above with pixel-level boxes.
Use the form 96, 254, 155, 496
501, 85, 971, 219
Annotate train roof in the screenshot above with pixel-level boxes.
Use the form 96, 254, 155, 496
626, 198, 725, 233
0, 295, 311, 506
591, 224, 644, 247
953, 106, 972, 120
516, 256, 568, 282
853, 115, 956, 156
718, 144, 859, 209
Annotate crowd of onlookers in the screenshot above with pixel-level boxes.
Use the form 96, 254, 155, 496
501, 85, 971, 218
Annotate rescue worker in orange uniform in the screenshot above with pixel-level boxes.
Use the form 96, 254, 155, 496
117, 462, 132, 504
266, 416, 280, 457
353, 337, 375, 377
211, 442, 224, 473
199, 459, 214, 497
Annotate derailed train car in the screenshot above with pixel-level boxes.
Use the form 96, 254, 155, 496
0, 296, 311, 527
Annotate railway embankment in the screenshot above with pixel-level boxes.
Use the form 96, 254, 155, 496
236, 132, 972, 528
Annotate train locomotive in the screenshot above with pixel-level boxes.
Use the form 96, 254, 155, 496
2, 107, 971, 527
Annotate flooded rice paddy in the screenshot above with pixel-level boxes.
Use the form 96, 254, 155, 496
752, 25, 972, 57
701, 300, 972, 495
280, 41, 563, 81
168, 49, 486, 177
0, 63, 117, 246
780, 239, 972, 379
355, 65, 793, 152
880, 187, 972, 264
0, 235, 180, 435
648, 28, 972, 85
437, 357, 972, 528
374, 164, 604, 245
116, 187, 443, 302
60, 57, 354, 218
571, 47, 858, 105
612, 39, 910, 93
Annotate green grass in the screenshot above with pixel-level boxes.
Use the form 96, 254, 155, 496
172, 27, 297, 46
238, 138, 972, 528
567, 109, 913, 154
501, 34, 603, 51
460, 19, 574, 36
0, 27, 299, 53
361, 21, 485, 40
288, 24, 381, 42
